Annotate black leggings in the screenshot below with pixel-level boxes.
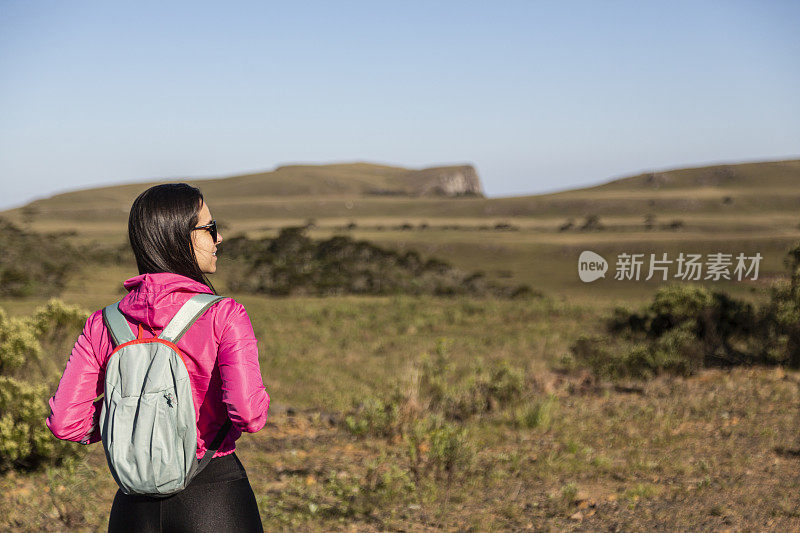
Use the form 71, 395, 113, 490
107, 452, 263, 532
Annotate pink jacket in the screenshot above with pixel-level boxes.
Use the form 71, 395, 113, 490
46, 272, 270, 459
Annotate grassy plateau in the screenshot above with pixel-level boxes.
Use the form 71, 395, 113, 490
1, 158, 800, 531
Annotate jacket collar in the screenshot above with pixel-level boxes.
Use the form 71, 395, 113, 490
117, 272, 214, 331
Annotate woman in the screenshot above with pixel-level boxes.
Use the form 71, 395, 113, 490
45, 183, 270, 532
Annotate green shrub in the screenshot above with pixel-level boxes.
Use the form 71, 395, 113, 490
0, 218, 82, 297
268, 454, 416, 524
44, 454, 93, 528
572, 242, 800, 377
610, 284, 756, 357
221, 227, 540, 298
758, 280, 800, 366
340, 340, 518, 495
0, 300, 89, 472
343, 393, 402, 438
427, 418, 473, 481
0, 308, 42, 375
755, 242, 800, 368
320, 457, 415, 518
29, 300, 91, 380
404, 414, 474, 486
417, 347, 527, 421
343, 339, 529, 437
574, 282, 766, 379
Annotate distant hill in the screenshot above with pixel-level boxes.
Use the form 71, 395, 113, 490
3, 158, 800, 242
3, 157, 800, 306
2, 161, 485, 227
16, 161, 482, 206
580, 159, 800, 191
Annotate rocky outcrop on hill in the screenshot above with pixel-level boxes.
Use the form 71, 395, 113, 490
367, 164, 485, 197
411, 165, 485, 197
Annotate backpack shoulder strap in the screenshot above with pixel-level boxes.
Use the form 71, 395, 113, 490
102, 301, 136, 346
159, 294, 226, 343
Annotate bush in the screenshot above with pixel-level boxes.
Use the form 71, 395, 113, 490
418, 415, 473, 482
757, 241, 800, 368
0, 218, 82, 297
221, 226, 540, 298
343, 393, 402, 438
574, 284, 759, 379
416, 348, 526, 421
343, 339, 530, 438
0, 376, 56, 469
0, 300, 89, 472
758, 280, 800, 366
572, 245, 800, 378
319, 456, 415, 519
268, 453, 415, 524
401, 412, 475, 491
579, 214, 604, 231
337, 339, 560, 520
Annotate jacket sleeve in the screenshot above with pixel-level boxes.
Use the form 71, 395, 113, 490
45, 311, 105, 445
216, 299, 270, 433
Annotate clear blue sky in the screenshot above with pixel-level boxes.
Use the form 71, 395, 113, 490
1, 0, 798, 209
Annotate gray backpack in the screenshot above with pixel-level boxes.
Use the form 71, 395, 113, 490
100, 293, 232, 497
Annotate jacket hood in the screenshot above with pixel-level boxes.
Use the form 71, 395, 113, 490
118, 272, 214, 331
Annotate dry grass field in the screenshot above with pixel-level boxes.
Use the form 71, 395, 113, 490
2, 158, 800, 530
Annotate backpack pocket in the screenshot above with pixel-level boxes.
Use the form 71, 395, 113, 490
105, 392, 158, 493
152, 387, 184, 493
103, 389, 184, 494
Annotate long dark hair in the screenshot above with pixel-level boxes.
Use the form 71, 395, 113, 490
128, 183, 216, 294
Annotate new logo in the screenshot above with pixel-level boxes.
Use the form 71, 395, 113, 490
578, 251, 608, 282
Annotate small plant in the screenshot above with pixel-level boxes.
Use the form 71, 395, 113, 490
44, 455, 91, 528
561, 481, 578, 502
321, 459, 414, 519
342, 394, 402, 438
418, 347, 528, 421
554, 481, 579, 513
426, 417, 474, 482
404, 413, 475, 485
403, 414, 474, 529
270, 454, 416, 524
623, 482, 660, 504
511, 394, 558, 430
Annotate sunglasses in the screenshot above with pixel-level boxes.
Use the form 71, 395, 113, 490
192, 220, 218, 243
